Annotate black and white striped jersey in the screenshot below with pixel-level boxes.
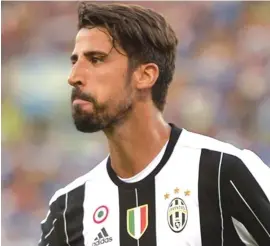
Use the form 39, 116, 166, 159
39, 124, 270, 246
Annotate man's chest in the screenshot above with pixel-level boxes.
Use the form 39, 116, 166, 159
63, 147, 205, 246
66, 179, 202, 246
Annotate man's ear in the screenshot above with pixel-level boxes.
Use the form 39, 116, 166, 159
133, 63, 159, 90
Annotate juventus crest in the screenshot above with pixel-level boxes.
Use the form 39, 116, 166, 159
167, 198, 188, 233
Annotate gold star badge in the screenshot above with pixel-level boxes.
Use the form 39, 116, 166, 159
174, 187, 180, 194
164, 193, 170, 200
184, 190, 191, 196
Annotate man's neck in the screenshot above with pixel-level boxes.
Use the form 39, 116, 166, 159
104, 105, 171, 179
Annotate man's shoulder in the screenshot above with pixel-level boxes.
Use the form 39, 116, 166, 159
49, 157, 108, 206
179, 128, 266, 169
179, 128, 243, 157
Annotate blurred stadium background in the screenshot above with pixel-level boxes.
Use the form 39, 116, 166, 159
1, 1, 270, 245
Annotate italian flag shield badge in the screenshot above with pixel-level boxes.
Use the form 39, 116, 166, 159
127, 204, 148, 240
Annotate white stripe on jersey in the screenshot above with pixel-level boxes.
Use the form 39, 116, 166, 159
134, 205, 141, 241
44, 219, 57, 239
240, 150, 270, 202
232, 217, 258, 246
41, 210, 51, 224
39, 209, 53, 243
218, 153, 224, 246
178, 129, 241, 156
49, 158, 109, 206
134, 188, 141, 242
155, 144, 202, 246
63, 193, 71, 246
82, 163, 120, 246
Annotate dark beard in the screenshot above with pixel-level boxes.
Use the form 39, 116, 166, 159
71, 86, 133, 133
72, 98, 132, 133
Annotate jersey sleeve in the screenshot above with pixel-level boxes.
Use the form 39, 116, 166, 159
222, 150, 270, 245
38, 195, 62, 246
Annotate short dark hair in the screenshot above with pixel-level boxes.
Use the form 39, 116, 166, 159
78, 2, 178, 111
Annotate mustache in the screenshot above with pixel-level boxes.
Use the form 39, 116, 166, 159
71, 88, 96, 104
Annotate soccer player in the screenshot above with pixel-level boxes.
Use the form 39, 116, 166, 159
39, 2, 270, 246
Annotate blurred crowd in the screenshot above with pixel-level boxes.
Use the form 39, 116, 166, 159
2, 2, 270, 246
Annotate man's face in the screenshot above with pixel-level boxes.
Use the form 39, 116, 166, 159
68, 28, 134, 133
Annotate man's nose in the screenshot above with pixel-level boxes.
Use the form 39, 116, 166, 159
68, 63, 85, 87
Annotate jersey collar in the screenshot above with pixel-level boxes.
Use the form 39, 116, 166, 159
106, 123, 182, 189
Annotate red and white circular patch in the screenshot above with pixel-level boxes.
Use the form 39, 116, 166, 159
93, 205, 109, 224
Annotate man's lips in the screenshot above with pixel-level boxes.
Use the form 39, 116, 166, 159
72, 98, 91, 106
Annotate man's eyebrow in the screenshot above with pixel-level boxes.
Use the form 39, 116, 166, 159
70, 50, 109, 62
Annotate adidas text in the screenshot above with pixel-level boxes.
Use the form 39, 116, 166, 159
92, 237, 113, 246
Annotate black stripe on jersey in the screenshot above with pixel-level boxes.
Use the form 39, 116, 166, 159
222, 153, 270, 246
39, 201, 60, 246
118, 180, 157, 246
198, 149, 223, 245
137, 180, 156, 246
119, 188, 138, 246
56, 194, 68, 245
198, 149, 244, 246
52, 185, 85, 246
64, 185, 85, 246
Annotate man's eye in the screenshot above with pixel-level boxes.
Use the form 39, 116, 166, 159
91, 57, 104, 64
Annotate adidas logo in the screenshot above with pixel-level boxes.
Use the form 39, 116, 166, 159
92, 227, 113, 246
